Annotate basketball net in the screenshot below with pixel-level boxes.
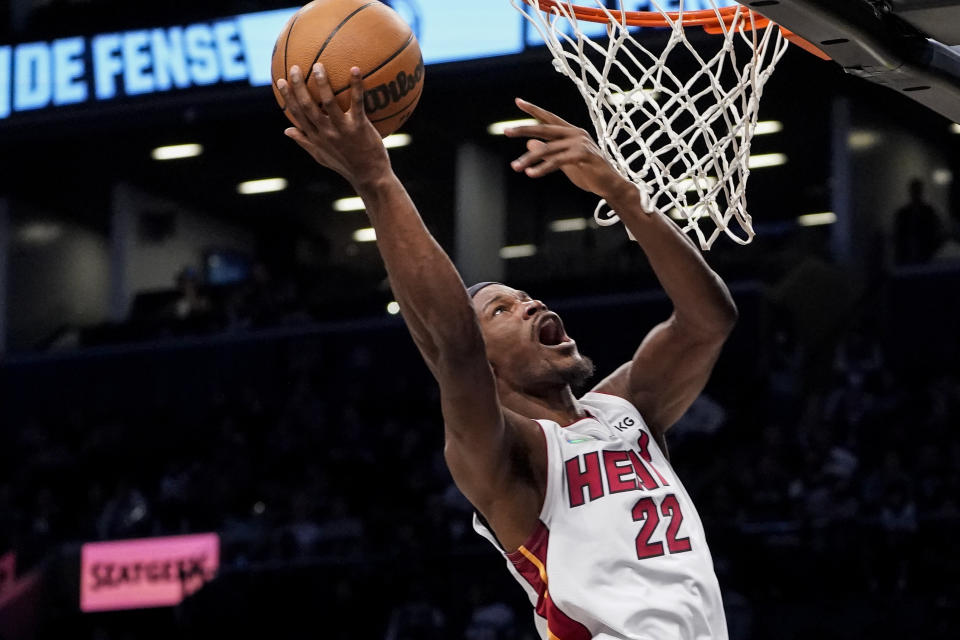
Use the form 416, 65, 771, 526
511, 1, 790, 248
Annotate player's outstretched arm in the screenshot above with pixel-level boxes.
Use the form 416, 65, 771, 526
278, 65, 474, 373
278, 66, 542, 545
506, 99, 737, 439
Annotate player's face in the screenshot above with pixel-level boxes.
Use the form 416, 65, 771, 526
472, 284, 592, 390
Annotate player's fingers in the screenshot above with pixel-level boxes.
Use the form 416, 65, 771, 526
311, 63, 346, 124
523, 148, 587, 177
348, 67, 367, 120
280, 71, 315, 134
523, 157, 562, 178
504, 123, 576, 141
515, 98, 573, 127
288, 65, 325, 130
284, 127, 323, 157
510, 139, 570, 172
276, 79, 312, 133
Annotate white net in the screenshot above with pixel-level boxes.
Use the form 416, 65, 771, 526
511, 0, 790, 249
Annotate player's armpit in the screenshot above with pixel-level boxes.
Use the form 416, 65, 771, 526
436, 354, 525, 502
591, 314, 728, 437
438, 364, 545, 550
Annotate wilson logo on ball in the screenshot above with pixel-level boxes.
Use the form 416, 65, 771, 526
364, 59, 423, 113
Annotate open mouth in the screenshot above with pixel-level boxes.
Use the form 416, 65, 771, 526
536, 314, 567, 347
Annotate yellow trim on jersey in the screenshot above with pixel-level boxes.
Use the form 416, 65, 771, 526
518, 545, 548, 585
518, 545, 563, 640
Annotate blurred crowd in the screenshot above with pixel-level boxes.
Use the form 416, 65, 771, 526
2, 272, 960, 639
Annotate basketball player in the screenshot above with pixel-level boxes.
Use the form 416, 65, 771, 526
278, 63, 737, 639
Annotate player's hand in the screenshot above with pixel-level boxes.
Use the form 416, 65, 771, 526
505, 98, 633, 202
277, 64, 390, 189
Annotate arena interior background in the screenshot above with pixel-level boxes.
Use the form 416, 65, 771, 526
0, 1, 959, 638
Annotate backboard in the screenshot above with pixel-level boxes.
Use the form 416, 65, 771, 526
744, 0, 960, 123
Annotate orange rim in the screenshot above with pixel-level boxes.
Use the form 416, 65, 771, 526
532, 1, 769, 29
530, 1, 831, 59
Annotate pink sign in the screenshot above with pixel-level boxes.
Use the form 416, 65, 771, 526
80, 533, 219, 612
0, 552, 14, 597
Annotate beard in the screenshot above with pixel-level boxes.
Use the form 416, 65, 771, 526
559, 354, 596, 391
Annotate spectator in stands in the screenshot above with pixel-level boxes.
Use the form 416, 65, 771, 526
894, 178, 946, 265
316, 496, 364, 557
96, 479, 150, 540
463, 585, 519, 640
879, 486, 918, 592
862, 451, 911, 514
384, 582, 447, 640
228, 261, 284, 329
168, 267, 215, 334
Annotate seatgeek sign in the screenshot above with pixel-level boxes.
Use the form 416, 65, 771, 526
0, 1, 735, 121
80, 533, 219, 612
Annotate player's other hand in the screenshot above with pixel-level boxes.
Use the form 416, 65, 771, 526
277, 64, 390, 189
505, 99, 633, 202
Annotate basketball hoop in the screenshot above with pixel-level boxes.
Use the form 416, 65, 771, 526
512, 1, 815, 249
530, 1, 763, 30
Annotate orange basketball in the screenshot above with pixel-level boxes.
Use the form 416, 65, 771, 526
271, 0, 425, 137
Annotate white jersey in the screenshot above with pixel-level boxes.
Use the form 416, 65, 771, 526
473, 392, 727, 640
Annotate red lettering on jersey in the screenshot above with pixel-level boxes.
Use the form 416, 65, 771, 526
637, 431, 669, 486
632, 497, 666, 559
602, 450, 638, 493
660, 494, 692, 553
566, 452, 604, 507
627, 450, 660, 490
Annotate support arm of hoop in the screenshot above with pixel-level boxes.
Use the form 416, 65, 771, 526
778, 28, 831, 60
741, 0, 960, 123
